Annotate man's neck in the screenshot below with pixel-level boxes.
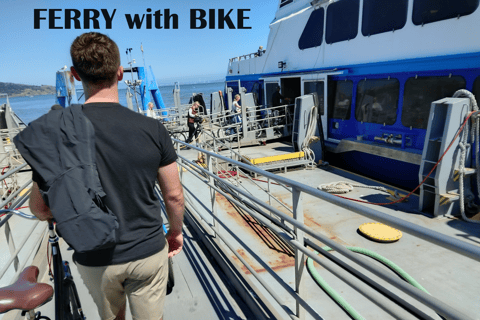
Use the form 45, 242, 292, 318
84, 82, 119, 104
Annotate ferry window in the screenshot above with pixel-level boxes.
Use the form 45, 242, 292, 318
362, 0, 408, 36
326, 0, 359, 44
251, 82, 261, 106
280, 0, 293, 8
265, 83, 278, 107
304, 81, 325, 115
299, 9, 324, 50
402, 76, 466, 129
328, 80, 353, 120
472, 76, 480, 103
355, 79, 399, 125
412, 0, 479, 25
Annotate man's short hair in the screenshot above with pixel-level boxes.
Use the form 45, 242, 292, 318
70, 32, 120, 86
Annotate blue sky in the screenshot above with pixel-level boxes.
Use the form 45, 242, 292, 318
0, 0, 278, 86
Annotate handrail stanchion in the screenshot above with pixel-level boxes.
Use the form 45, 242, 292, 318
4, 220, 19, 272
236, 127, 240, 155
207, 153, 218, 236
292, 187, 305, 320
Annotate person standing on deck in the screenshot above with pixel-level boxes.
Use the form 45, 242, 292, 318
28, 32, 184, 320
146, 101, 156, 118
272, 86, 290, 107
232, 94, 243, 127
257, 45, 264, 57
233, 94, 242, 114
186, 101, 200, 143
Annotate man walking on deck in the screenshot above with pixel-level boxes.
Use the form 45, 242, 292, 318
26, 32, 184, 320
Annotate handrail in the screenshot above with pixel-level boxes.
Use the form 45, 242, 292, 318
0, 158, 47, 290
0, 162, 28, 180
175, 140, 480, 262
0, 207, 47, 286
174, 138, 478, 320
229, 50, 266, 63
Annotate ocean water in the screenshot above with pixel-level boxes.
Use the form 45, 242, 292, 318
5, 82, 224, 124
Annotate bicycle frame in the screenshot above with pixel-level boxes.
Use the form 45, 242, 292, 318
47, 221, 85, 320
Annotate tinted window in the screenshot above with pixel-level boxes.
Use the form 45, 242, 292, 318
328, 80, 353, 120
304, 81, 325, 115
472, 76, 480, 103
355, 79, 399, 125
299, 9, 324, 50
265, 83, 278, 107
362, 0, 408, 36
413, 0, 479, 25
326, 0, 359, 44
280, 0, 293, 8
402, 76, 466, 129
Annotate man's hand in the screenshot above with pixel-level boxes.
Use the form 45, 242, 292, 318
30, 182, 53, 221
157, 161, 185, 257
166, 230, 183, 258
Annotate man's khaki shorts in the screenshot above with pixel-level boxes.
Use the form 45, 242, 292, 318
76, 246, 168, 320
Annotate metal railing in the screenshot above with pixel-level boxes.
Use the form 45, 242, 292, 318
229, 50, 265, 63
0, 165, 46, 289
206, 103, 294, 143
174, 138, 480, 320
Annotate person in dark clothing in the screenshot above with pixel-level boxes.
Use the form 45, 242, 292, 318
28, 32, 184, 320
257, 46, 265, 57
186, 101, 200, 143
272, 86, 290, 107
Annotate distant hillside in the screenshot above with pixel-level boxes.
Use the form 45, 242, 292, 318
0, 82, 55, 97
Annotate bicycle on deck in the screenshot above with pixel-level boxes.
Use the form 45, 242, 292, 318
0, 209, 85, 320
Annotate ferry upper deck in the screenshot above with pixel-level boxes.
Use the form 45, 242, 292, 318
228, 0, 480, 78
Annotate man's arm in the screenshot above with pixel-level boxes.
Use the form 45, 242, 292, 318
157, 161, 184, 258
29, 182, 53, 221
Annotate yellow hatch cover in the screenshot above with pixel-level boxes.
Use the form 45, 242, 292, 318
244, 151, 305, 165
358, 222, 402, 243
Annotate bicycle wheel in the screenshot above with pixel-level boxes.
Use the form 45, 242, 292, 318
216, 128, 225, 139
166, 257, 174, 295
254, 123, 263, 139
170, 132, 187, 149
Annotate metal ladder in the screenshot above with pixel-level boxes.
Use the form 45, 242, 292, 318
419, 97, 475, 217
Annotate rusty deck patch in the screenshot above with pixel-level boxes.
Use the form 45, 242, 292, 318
216, 193, 295, 274
215, 190, 349, 275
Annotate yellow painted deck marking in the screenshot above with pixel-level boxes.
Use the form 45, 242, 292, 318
244, 151, 305, 165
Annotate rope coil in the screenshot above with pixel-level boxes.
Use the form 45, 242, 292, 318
318, 181, 388, 194
452, 89, 480, 224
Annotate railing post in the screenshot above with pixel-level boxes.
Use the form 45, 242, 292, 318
292, 187, 305, 320
207, 154, 218, 235
267, 177, 271, 207
4, 220, 19, 272
236, 127, 240, 155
